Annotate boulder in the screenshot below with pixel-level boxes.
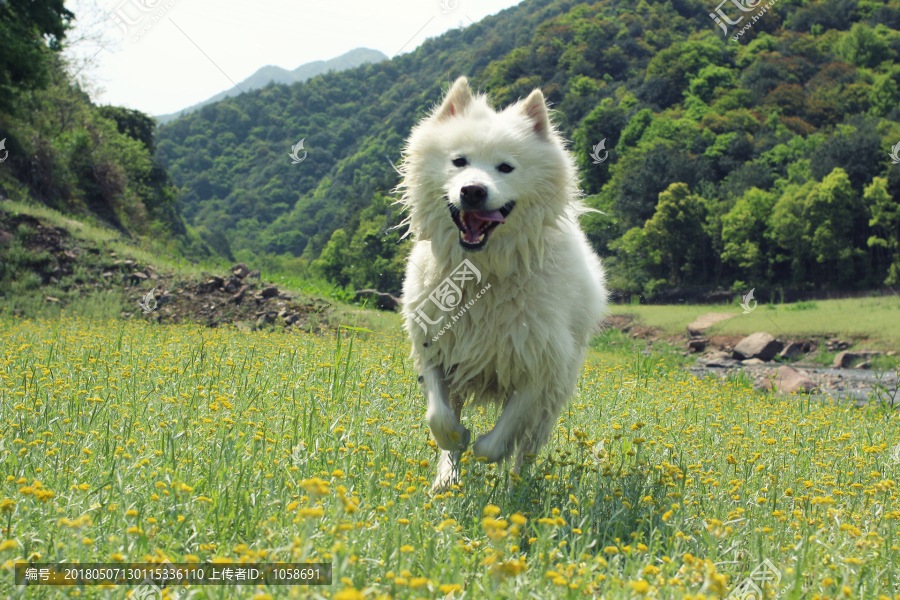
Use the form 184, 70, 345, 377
700, 351, 740, 368
197, 276, 224, 294
223, 275, 242, 294
760, 366, 817, 394
229, 285, 247, 304
260, 286, 279, 298
247, 269, 261, 279
688, 338, 708, 353
779, 341, 805, 359
832, 350, 882, 368
741, 358, 766, 365
732, 332, 783, 361
686, 313, 735, 337
354, 289, 402, 312
231, 263, 250, 279
825, 338, 850, 351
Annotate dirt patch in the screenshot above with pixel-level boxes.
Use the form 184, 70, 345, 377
0, 209, 339, 333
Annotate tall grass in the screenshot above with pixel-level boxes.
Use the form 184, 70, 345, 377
0, 316, 897, 599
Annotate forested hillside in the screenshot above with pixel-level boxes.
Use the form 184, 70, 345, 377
157, 0, 900, 298
0, 0, 207, 256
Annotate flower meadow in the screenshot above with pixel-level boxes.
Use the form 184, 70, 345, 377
0, 315, 898, 599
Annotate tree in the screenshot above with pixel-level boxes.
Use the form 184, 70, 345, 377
641, 183, 709, 285
866, 177, 900, 285
768, 168, 861, 287
835, 23, 894, 68
721, 188, 777, 282
0, 0, 72, 112
310, 229, 350, 286
572, 99, 626, 194
613, 144, 713, 229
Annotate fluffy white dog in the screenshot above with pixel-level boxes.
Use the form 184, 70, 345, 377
397, 77, 608, 491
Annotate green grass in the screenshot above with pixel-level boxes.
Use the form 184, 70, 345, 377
0, 315, 898, 599
0, 198, 223, 278
0, 200, 386, 329
611, 296, 900, 349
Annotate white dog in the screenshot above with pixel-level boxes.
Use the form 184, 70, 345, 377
397, 77, 608, 491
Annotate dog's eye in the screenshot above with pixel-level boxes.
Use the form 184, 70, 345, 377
497, 163, 514, 174
452, 157, 467, 167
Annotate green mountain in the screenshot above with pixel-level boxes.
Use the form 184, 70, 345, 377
154, 48, 388, 125
156, 0, 900, 298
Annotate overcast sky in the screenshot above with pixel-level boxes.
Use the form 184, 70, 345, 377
64, 0, 523, 116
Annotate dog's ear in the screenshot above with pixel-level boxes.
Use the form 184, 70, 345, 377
434, 77, 472, 121
519, 89, 552, 139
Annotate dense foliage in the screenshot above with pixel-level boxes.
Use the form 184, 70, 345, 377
0, 3, 206, 255
156, 0, 900, 297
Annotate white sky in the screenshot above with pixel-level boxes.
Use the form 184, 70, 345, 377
64, 0, 523, 116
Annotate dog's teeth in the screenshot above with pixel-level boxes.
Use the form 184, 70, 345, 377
477, 233, 485, 243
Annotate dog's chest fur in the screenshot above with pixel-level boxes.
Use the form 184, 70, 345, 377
403, 226, 597, 406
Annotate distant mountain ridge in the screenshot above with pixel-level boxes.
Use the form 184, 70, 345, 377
154, 47, 387, 124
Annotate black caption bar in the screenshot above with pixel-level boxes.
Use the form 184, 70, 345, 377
15, 563, 331, 586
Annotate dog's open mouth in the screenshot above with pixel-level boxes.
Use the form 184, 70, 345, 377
448, 201, 515, 250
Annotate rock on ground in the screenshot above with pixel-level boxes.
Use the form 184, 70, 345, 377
733, 332, 783, 361
355, 289, 402, 312
759, 366, 818, 394
832, 350, 883, 368
686, 313, 735, 337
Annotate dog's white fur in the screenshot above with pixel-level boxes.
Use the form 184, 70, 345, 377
397, 77, 608, 491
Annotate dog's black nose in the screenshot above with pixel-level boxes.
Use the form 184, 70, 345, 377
460, 184, 487, 209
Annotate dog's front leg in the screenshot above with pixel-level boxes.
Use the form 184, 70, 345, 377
423, 367, 470, 452
472, 389, 533, 463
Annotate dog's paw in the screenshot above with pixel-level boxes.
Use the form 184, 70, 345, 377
431, 473, 456, 495
434, 424, 470, 452
472, 432, 508, 463
427, 406, 471, 452
431, 451, 461, 494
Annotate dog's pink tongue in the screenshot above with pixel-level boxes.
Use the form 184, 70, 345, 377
472, 210, 505, 223
462, 210, 505, 244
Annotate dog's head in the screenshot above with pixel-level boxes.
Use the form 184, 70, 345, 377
398, 77, 577, 260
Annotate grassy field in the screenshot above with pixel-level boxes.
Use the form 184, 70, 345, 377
610, 296, 900, 350
0, 314, 899, 599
